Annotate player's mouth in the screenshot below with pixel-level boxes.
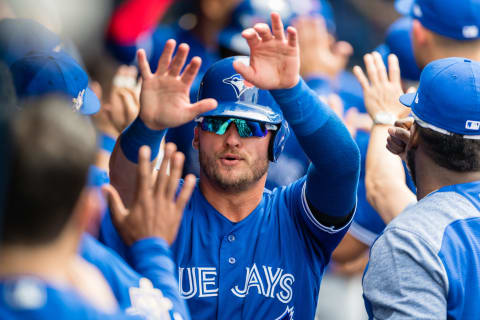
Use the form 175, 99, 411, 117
219, 153, 243, 166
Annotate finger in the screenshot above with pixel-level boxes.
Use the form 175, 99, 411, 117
232, 59, 255, 82
333, 41, 354, 58
118, 88, 139, 122
134, 146, 152, 203
352, 65, 370, 91
387, 54, 401, 84
175, 173, 196, 214
154, 143, 176, 195
102, 184, 127, 226
181, 56, 201, 87
406, 86, 417, 94
155, 39, 176, 75
394, 117, 414, 130
242, 28, 261, 48
169, 43, 190, 77
390, 127, 411, 144
189, 99, 218, 118
254, 23, 273, 42
137, 49, 153, 79
364, 53, 379, 85
386, 135, 406, 155
128, 65, 138, 79
90, 81, 103, 101
372, 51, 388, 83
386, 139, 403, 155
270, 12, 285, 40
286, 26, 298, 48
166, 151, 185, 200
327, 94, 344, 118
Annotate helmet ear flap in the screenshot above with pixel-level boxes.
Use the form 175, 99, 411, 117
269, 121, 290, 162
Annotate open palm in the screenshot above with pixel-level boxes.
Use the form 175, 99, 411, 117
138, 40, 217, 130
233, 13, 300, 90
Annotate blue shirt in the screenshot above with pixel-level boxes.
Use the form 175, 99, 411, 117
101, 177, 353, 320
363, 181, 480, 319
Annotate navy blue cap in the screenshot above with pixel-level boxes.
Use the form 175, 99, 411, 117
0, 18, 61, 66
219, 0, 335, 55
376, 17, 421, 81
400, 57, 480, 137
10, 51, 100, 115
395, 0, 480, 40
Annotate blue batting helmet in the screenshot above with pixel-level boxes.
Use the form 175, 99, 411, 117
197, 56, 290, 162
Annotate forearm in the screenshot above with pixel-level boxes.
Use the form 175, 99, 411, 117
271, 79, 360, 218
365, 125, 415, 223
110, 117, 166, 207
129, 238, 190, 320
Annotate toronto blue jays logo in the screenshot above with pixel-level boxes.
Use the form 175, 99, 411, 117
275, 306, 294, 320
223, 74, 256, 98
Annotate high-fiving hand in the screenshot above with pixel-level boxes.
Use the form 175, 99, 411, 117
104, 143, 196, 246
138, 40, 217, 131
233, 12, 300, 90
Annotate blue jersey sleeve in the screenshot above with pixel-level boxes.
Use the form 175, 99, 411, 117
271, 79, 361, 222
81, 234, 190, 320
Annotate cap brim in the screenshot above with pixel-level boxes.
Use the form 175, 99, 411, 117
399, 92, 416, 107
80, 87, 100, 115
394, 0, 414, 15
199, 101, 282, 123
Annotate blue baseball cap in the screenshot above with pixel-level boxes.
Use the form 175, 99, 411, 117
219, 0, 335, 55
10, 51, 100, 115
0, 18, 61, 66
400, 57, 480, 137
395, 0, 480, 40
376, 17, 421, 81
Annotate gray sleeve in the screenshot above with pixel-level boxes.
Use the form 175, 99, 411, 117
363, 227, 448, 319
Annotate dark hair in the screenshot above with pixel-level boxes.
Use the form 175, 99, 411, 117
418, 125, 480, 172
2, 96, 96, 245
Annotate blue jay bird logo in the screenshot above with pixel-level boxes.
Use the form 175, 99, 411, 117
274, 306, 294, 320
223, 74, 256, 98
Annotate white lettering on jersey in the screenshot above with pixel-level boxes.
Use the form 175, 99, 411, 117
179, 264, 294, 303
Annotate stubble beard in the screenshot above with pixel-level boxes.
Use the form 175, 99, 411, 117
198, 146, 269, 193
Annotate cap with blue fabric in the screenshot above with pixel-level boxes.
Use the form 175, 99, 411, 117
219, 0, 335, 55
196, 56, 290, 162
10, 51, 100, 115
400, 57, 480, 138
0, 18, 61, 66
395, 0, 480, 40
376, 17, 421, 81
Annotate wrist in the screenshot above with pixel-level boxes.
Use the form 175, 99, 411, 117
120, 116, 166, 163
372, 111, 397, 126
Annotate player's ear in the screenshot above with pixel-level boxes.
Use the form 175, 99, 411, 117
71, 187, 103, 236
192, 126, 200, 150
412, 19, 429, 47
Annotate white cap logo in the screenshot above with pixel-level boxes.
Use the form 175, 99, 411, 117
415, 93, 419, 104
413, 4, 422, 17
72, 89, 85, 112
463, 26, 479, 39
465, 120, 480, 130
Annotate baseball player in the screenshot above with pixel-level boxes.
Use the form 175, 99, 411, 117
359, 55, 480, 319
101, 13, 360, 319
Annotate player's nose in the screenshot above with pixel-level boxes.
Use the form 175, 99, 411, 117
224, 123, 242, 147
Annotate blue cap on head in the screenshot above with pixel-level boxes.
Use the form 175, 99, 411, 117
0, 18, 61, 66
10, 51, 100, 115
400, 57, 480, 137
395, 0, 480, 40
376, 17, 421, 81
219, 0, 335, 55
197, 56, 290, 161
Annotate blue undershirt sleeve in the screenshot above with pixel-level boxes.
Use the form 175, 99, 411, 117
270, 78, 360, 220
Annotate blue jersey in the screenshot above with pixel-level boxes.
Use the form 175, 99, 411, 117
363, 181, 480, 319
81, 233, 190, 320
101, 177, 353, 320
0, 276, 137, 320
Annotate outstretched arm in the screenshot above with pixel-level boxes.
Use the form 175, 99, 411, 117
109, 40, 216, 207
353, 52, 416, 223
234, 13, 360, 226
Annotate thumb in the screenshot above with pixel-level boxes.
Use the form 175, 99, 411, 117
102, 184, 128, 226
189, 98, 218, 117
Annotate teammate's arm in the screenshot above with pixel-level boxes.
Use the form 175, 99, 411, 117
353, 52, 416, 223
233, 13, 360, 227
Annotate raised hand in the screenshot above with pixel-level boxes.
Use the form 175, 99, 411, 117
353, 52, 411, 121
294, 16, 353, 79
138, 40, 217, 130
386, 117, 414, 162
104, 143, 196, 245
233, 12, 300, 90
